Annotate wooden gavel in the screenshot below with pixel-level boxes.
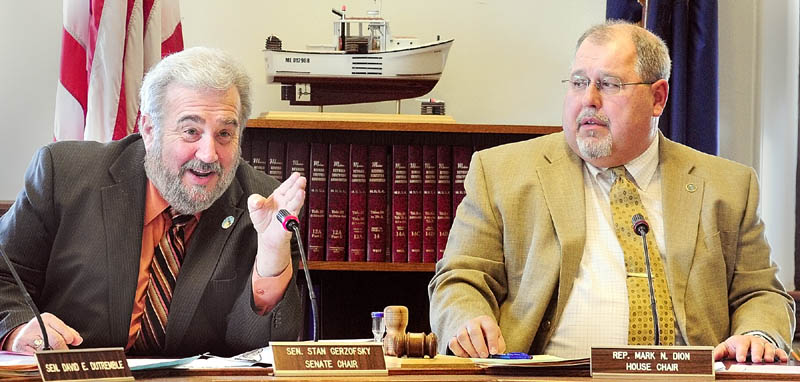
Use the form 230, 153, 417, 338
382, 305, 438, 358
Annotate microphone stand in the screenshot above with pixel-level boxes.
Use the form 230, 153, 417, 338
638, 230, 660, 346
290, 224, 319, 342
277, 210, 319, 342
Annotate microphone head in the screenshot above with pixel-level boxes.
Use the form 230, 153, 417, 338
276, 209, 300, 232
631, 213, 649, 236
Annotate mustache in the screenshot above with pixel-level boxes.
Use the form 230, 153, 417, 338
576, 109, 610, 126
181, 158, 222, 174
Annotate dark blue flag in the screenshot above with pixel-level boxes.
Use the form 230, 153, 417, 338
607, 0, 718, 155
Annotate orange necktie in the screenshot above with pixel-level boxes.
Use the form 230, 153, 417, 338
132, 208, 194, 353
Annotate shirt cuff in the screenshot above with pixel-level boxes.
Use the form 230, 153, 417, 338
252, 263, 292, 315
0, 325, 22, 351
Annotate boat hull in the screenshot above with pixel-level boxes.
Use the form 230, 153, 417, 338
264, 39, 452, 106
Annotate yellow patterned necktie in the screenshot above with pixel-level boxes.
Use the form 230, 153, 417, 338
609, 166, 675, 345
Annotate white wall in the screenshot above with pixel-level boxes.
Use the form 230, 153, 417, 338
0, 3, 62, 201
1, 1, 797, 287
178, 1, 603, 123
718, 0, 799, 289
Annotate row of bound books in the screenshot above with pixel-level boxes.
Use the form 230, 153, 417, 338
242, 139, 473, 263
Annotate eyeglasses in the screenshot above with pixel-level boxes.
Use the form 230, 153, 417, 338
561, 76, 656, 95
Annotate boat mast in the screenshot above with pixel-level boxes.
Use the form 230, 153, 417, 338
332, 6, 346, 51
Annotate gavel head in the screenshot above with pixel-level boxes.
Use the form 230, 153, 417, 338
388, 332, 438, 358
381, 305, 437, 358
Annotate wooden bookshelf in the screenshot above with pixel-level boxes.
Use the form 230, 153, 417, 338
0, 201, 12, 217
249, 111, 560, 135
246, 112, 560, 340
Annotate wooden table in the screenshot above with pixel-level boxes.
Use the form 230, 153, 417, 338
4, 359, 800, 381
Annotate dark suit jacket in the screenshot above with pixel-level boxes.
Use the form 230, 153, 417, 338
0, 134, 301, 356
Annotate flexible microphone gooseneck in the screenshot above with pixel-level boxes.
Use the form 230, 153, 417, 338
0, 245, 51, 351
276, 209, 319, 342
631, 213, 660, 346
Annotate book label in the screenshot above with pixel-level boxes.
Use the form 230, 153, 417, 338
307, 143, 329, 261
326, 144, 349, 261
367, 146, 388, 262
349, 144, 368, 261
407, 145, 423, 263
391, 145, 408, 263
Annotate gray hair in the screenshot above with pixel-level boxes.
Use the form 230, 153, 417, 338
576, 20, 671, 83
139, 46, 252, 135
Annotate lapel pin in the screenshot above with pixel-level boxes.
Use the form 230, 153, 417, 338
686, 183, 697, 193
221, 216, 235, 229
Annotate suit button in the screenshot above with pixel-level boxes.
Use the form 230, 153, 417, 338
542, 320, 551, 330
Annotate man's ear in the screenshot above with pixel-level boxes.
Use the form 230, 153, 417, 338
140, 114, 155, 150
651, 79, 669, 117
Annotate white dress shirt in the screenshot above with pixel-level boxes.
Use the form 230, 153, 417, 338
544, 137, 685, 358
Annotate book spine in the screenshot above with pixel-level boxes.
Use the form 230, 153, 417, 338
286, 141, 310, 241
391, 145, 408, 263
421, 145, 437, 263
367, 145, 388, 262
241, 129, 253, 165
452, 145, 472, 217
267, 141, 286, 181
251, 135, 268, 174
307, 143, 328, 261
406, 145, 423, 263
325, 144, 349, 261
348, 144, 368, 261
436, 145, 452, 261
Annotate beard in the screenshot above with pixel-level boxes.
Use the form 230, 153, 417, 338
144, 138, 240, 215
575, 109, 612, 159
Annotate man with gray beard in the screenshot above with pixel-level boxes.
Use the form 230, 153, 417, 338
0, 47, 306, 357
429, 21, 794, 363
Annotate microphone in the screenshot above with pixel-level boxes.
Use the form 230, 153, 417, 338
0, 244, 51, 351
631, 213, 660, 346
277, 209, 300, 231
276, 209, 319, 342
632, 213, 649, 236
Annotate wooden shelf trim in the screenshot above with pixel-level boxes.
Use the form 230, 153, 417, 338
0, 200, 13, 217
247, 117, 561, 135
301, 261, 435, 272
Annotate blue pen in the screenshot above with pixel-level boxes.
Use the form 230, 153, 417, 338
489, 352, 531, 359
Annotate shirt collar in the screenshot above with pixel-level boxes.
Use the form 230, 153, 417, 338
144, 180, 170, 225
584, 135, 660, 191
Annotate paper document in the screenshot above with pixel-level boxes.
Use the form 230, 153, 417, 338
473, 354, 588, 366
723, 363, 800, 374
0, 351, 39, 378
127, 355, 201, 371
0, 351, 37, 368
472, 354, 567, 365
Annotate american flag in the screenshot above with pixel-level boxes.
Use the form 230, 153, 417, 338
54, 0, 183, 142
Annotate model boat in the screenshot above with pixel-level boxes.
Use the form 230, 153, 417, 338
263, 6, 454, 106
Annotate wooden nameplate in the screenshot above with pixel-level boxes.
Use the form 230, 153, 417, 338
270, 341, 387, 377
591, 345, 714, 380
35, 347, 133, 382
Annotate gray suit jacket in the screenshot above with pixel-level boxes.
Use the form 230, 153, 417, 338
0, 134, 301, 356
429, 131, 794, 354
